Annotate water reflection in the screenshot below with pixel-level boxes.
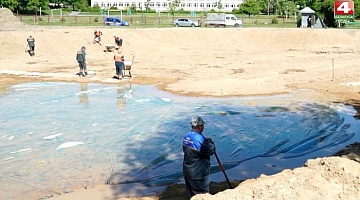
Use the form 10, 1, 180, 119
79, 84, 89, 104
0, 85, 8, 95
116, 84, 132, 113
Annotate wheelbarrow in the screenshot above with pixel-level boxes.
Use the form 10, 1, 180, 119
104, 44, 119, 52
123, 55, 135, 77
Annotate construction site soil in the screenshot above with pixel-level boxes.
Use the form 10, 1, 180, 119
1, 8, 360, 200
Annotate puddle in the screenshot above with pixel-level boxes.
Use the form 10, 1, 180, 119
0, 82, 359, 199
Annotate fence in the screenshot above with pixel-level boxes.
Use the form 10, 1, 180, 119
16, 15, 199, 27
16, 14, 301, 28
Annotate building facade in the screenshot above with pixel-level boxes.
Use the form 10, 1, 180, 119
91, 0, 244, 12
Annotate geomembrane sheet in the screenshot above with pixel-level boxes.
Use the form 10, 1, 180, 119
0, 82, 359, 199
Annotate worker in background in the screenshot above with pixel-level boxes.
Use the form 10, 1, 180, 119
307, 15, 312, 28
76, 46, 87, 77
114, 48, 124, 80
93, 30, 102, 45
26, 35, 35, 56
113, 35, 123, 49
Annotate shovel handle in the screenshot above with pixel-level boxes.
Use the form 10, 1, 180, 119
214, 152, 233, 189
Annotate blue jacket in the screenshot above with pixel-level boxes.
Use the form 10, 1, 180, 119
182, 130, 216, 180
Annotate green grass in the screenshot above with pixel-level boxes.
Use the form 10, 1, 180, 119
344, 21, 360, 28
17, 13, 301, 28
23, 10, 360, 29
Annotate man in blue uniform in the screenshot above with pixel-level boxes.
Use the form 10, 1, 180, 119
182, 116, 216, 199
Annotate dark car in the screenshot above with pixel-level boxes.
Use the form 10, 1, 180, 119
105, 17, 129, 26
172, 18, 201, 27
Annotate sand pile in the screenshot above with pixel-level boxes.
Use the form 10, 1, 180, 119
0, 8, 28, 30
193, 156, 360, 200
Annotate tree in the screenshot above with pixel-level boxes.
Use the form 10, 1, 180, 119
239, 0, 262, 18
312, 0, 336, 27
11, 0, 50, 13
130, 3, 136, 13
275, 0, 297, 19
168, 0, 180, 18
0, 0, 19, 11
145, 0, 151, 11
89, 4, 100, 12
63, 0, 87, 11
215, 0, 223, 11
354, 0, 360, 18
27, 0, 50, 13
263, 0, 276, 15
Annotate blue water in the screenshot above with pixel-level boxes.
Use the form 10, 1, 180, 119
0, 82, 359, 199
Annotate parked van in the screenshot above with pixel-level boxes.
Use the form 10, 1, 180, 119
104, 17, 129, 26
204, 13, 242, 27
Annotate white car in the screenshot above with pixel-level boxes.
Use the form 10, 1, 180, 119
172, 18, 201, 27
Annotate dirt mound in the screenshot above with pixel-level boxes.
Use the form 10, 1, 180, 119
192, 157, 360, 200
0, 8, 27, 30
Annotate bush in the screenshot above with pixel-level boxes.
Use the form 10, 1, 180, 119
296, 19, 301, 27
141, 8, 156, 13
90, 5, 101, 12
62, 7, 71, 12
232, 8, 240, 14
271, 17, 279, 24
178, 8, 189, 14
79, 6, 89, 12
130, 4, 137, 13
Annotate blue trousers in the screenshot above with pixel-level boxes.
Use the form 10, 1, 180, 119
115, 61, 124, 75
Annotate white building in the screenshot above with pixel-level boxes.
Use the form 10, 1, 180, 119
91, 0, 245, 12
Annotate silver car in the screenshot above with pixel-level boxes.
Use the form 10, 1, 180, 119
172, 18, 201, 27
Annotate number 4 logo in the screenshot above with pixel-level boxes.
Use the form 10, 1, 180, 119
334, 1, 354, 15
337, 2, 352, 13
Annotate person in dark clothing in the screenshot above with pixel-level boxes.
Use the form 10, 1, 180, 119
182, 116, 216, 199
307, 15, 312, 28
26, 35, 35, 56
76, 46, 87, 77
113, 35, 123, 49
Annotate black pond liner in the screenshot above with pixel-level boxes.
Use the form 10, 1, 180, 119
0, 82, 359, 199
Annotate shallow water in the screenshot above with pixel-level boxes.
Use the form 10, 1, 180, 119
0, 82, 359, 199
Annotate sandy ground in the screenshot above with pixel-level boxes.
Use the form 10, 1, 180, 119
1, 8, 360, 200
